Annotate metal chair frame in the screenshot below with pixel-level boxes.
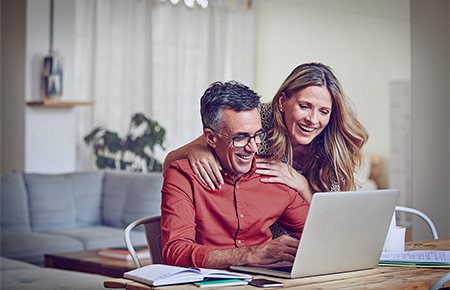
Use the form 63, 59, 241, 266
395, 206, 439, 240
124, 215, 162, 268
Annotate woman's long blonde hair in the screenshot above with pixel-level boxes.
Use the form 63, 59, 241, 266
269, 63, 369, 192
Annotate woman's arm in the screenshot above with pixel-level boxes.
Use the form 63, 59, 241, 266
255, 158, 314, 204
162, 135, 224, 190
162, 135, 205, 175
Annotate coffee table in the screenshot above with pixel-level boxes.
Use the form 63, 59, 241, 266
44, 249, 152, 278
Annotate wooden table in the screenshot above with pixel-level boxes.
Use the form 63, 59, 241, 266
104, 238, 450, 289
45, 249, 151, 278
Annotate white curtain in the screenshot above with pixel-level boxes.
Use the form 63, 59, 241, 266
74, 0, 255, 171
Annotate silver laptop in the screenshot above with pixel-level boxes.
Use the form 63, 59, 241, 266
230, 189, 399, 279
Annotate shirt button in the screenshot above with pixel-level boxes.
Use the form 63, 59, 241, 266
236, 185, 239, 189
240, 214, 244, 218
237, 240, 241, 244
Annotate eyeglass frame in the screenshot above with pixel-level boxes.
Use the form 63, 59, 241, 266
208, 128, 267, 148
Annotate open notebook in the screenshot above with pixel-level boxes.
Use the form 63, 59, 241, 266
231, 189, 399, 279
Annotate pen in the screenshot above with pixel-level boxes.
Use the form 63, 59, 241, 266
288, 233, 299, 240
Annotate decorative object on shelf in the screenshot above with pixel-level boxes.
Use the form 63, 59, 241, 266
84, 113, 167, 172
42, 51, 63, 99
42, 0, 63, 99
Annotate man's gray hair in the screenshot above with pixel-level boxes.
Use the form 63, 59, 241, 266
200, 81, 261, 131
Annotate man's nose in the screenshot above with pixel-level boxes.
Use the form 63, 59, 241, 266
245, 137, 259, 152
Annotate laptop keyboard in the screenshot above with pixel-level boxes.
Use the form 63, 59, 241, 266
273, 266, 293, 272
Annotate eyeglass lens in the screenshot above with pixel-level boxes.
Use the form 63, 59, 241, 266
233, 132, 266, 147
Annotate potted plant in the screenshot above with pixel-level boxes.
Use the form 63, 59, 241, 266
84, 113, 167, 172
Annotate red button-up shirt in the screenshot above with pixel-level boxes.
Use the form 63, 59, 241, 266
161, 158, 310, 268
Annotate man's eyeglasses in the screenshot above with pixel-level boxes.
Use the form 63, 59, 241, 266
211, 129, 267, 148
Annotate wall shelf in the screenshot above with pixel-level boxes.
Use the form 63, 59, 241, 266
26, 99, 93, 108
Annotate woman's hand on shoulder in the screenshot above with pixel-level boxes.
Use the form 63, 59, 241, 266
255, 158, 313, 204
187, 144, 223, 190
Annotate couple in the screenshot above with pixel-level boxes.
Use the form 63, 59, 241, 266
161, 62, 369, 269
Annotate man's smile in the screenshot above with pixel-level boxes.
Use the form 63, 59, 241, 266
237, 153, 252, 160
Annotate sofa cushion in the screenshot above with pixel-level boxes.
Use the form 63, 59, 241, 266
0, 170, 31, 232
24, 174, 76, 231
1, 256, 38, 271
103, 171, 163, 228
1, 257, 108, 290
23, 172, 104, 232
68, 172, 105, 227
0, 231, 84, 266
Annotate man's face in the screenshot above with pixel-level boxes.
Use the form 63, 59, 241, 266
207, 108, 262, 182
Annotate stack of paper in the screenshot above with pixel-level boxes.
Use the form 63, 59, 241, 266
379, 251, 450, 268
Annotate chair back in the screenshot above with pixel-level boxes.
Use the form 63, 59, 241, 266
124, 215, 162, 268
395, 206, 439, 240
142, 216, 162, 264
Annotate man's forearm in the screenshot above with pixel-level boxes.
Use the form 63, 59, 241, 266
205, 247, 252, 269
205, 236, 299, 269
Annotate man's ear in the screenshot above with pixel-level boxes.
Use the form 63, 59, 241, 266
203, 129, 217, 148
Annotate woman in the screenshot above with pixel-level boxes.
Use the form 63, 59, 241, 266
162, 62, 369, 203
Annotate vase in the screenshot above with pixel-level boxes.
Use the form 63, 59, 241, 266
42, 50, 63, 99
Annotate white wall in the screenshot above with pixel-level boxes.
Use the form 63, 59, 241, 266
254, 0, 411, 189
4, 0, 410, 178
410, 0, 449, 241
24, 0, 79, 173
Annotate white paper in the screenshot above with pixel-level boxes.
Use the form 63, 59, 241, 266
380, 251, 450, 263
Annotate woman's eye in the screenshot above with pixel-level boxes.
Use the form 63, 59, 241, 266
300, 105, 308, 109
320, 110, 330, 115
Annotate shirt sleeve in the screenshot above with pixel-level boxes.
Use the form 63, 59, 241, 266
276, 187, 310, 239
160, 162, 217, 268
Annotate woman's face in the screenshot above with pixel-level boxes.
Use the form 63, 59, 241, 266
278, 85, 332, 148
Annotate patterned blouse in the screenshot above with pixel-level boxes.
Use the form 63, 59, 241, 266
257, 103, 340, 238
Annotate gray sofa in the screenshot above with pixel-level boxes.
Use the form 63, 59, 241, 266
0, 169, 163, 266
1, 256, 108, 290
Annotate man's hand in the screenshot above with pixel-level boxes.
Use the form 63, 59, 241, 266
244, 235, 299, 265
205, 235, 299, 269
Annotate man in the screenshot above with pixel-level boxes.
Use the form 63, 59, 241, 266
161, 81, 309, 269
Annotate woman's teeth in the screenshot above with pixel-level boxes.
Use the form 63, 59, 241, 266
299, 124, 314, 132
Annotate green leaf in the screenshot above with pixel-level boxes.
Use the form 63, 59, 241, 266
120, 160, 133, 170
103, 131, 123, 153
131, 113, 146, 127
97, 156, 116, 169
84, 127, 103, 144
